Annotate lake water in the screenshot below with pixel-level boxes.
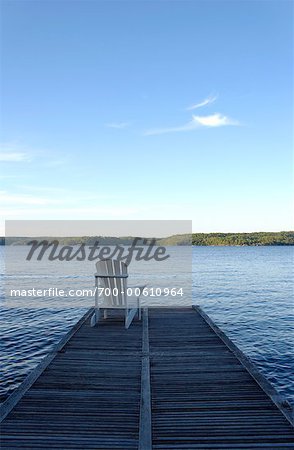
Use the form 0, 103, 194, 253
1, 245, 293, 406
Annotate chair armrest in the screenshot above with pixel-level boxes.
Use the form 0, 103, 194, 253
94, 273, 128, 279
128, 285, 146, 296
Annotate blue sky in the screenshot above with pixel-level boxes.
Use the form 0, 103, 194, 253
0, 0, 293, 234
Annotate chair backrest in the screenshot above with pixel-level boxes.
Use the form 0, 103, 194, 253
95, 259, 128, 307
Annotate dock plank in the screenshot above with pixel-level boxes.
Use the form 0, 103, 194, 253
1, 307, 293, 450
148, 308, 294, 449
1, 309, 142, 450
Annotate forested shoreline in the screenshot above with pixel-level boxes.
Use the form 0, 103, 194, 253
191, 232, 294, 246
1, 232, 293, 246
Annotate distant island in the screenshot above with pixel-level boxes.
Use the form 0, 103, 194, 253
159, 231, 294, 246
192, 231, 294, 246
1, 231, 293, 246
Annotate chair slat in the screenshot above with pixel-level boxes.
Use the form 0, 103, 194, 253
93, 259, 141, 328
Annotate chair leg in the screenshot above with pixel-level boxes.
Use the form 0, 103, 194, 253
125, 308, 137, 329
125, 308, 129, 329
90, 308, 100, 327
103, 309, 108, 319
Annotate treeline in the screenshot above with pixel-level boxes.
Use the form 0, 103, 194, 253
1, 232, 293, 246
4, 236, 152, 246
191, 232, 294, 246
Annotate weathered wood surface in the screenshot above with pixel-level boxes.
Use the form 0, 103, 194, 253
194, 305, 294, 427
149, 308, 294, 449
1, 307, 294, 450
0, 309, 142, 449
0, 308, 95, 423
139, 308, 152, 450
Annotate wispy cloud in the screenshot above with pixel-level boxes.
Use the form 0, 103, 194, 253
144, 120, 197, 136
0, 152, 30, 162
17, 185, 127, 201
186, 94, 217, 111
0, 142, 69, 167
144, 113, 239, 136
0, 188, 129, 212
105, 122, 130, 129
0, 142, 33, 162
192, 113, 239, 127
0, 190, 60, 206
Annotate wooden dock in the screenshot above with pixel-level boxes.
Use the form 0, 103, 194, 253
1, 307, 293, 449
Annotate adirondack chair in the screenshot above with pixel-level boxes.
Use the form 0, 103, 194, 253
90, 259, 145, 329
